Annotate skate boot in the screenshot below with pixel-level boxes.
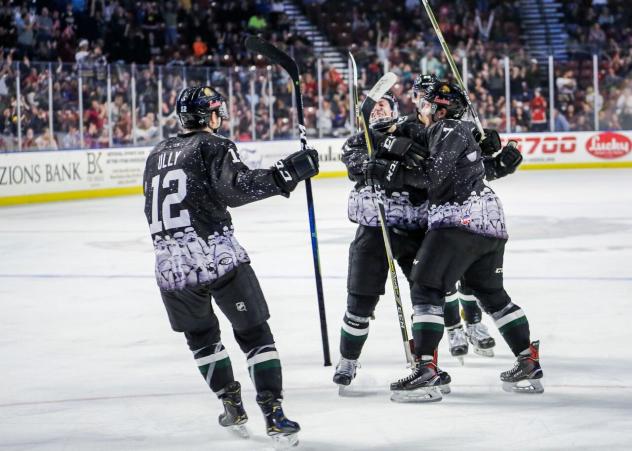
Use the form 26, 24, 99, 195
390, 361, 443, 403
257, 391, 300, 449
501, 341, 544, 394
436, 367, 452, 395
432, 350, 451, 395
218, 381, 249, 438
447, 326, 468, 365
466, 322, 496, 357
333, 357, 361, 396
333, 357, 359, 386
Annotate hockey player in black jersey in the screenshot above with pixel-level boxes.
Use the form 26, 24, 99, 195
143, 86, 319, 445
363, 81, 543, 402
414, 75, 505, 364
333, 92, 437, 394
333, 87, 521, 393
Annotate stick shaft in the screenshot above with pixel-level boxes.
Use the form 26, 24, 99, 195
421, 0, 485, 136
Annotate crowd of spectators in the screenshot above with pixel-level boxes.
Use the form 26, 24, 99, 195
1, 0, 631, 151
305, 0, 632, 133
0, 0, 316, 150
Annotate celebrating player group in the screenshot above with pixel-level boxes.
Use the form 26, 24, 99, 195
141, 33, 543, 449
333, 73, 542, 404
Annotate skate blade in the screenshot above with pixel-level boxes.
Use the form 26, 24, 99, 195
502, 379, 544, 394
270, 432, 299, 449
456, 356, 465, 366
390, 387, 443, 403
227, 424, 249, 439
473, 347, 494, 358
338, 384, 380, 397
439, 384, 451, 395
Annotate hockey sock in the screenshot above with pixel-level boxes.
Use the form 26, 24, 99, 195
246, 344, 283, 399
443, 291, 461, 329
459, 292, 482, 324
412, 304, 445, 360
339, 310, 371, 360
192, 342, 235, 396
490, 302, 530, 356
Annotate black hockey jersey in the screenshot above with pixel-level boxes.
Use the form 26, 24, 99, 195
143, 130, 285, 291
398, 119, 508, 239
342, 131, 429, 230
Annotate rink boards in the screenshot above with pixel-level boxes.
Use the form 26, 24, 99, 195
1, 130, 631, 206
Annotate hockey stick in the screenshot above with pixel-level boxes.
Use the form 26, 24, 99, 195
360, 72, 415, 366
245, 36, 331, 367
420, 0, 485, 138
349, 52, 360, 130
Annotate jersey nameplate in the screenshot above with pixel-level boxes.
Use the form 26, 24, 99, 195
158, 151, 183, 170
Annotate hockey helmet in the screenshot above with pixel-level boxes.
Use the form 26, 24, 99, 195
413, 73, 439, 99
419, 81, 467, 120
176, 86, 229, 130
369, 91, 399, 131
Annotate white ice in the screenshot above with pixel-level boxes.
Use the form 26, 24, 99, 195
1, 169, 632, 450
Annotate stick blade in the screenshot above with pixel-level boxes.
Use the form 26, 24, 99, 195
244, 35, 299, 81
359, 72, 398, 157
366, 72, 398, 101
360, 72, 398, 124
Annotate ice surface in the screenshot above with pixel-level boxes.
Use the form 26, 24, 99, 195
1, 170, 631, 450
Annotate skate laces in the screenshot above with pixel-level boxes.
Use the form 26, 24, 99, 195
397, 361, 434, 384
505, 351, 536, 377
448, 327, 467, 346
336, 358, 358, 377
468, 322, 490, 340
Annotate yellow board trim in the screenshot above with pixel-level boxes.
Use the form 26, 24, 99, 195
314, 170, 348, 179
0, 186, 143, 206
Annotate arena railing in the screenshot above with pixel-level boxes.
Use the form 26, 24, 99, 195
0, 46, 630, 152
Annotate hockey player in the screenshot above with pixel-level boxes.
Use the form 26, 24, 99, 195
363, 81, 543, 402
143, 86, 319, 446
334, 92, 437, 394
333, 88, 519, 392
413, 75, 500, 364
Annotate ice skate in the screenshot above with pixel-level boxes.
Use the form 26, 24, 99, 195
218, 381, 249, 439
447, 326, 468, 365
437, 367, 452, 395
333, 357, 367, 397
501, 341, 544, 394
390, 361, 443, 403
257, 391, 300, 449
466, 322, 496, 357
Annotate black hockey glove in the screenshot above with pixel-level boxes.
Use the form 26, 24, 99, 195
273, 146, 319, 194
473, 128, 502, 156
362, 158, 404, 189
375, 134, 428, 167
493, 141, 522, 177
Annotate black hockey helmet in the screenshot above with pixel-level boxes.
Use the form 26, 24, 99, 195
369, 91, 400, 131
413, 73, 439, 98
176, 86, 229, 129
421, 81, 467, 120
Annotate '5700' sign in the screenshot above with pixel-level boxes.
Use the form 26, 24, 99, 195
500, 131, 632, 160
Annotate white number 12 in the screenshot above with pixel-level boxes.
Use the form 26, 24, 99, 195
149, 169, 191, 234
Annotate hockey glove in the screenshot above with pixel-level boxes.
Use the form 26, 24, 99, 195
375, 134, 428, 167
493, 141, 522, 177
362, 158, 404, 189
473, 128, 502, 156
273, 147, 319, 194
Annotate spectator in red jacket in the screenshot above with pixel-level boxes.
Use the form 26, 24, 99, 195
530, 88, 548, 132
